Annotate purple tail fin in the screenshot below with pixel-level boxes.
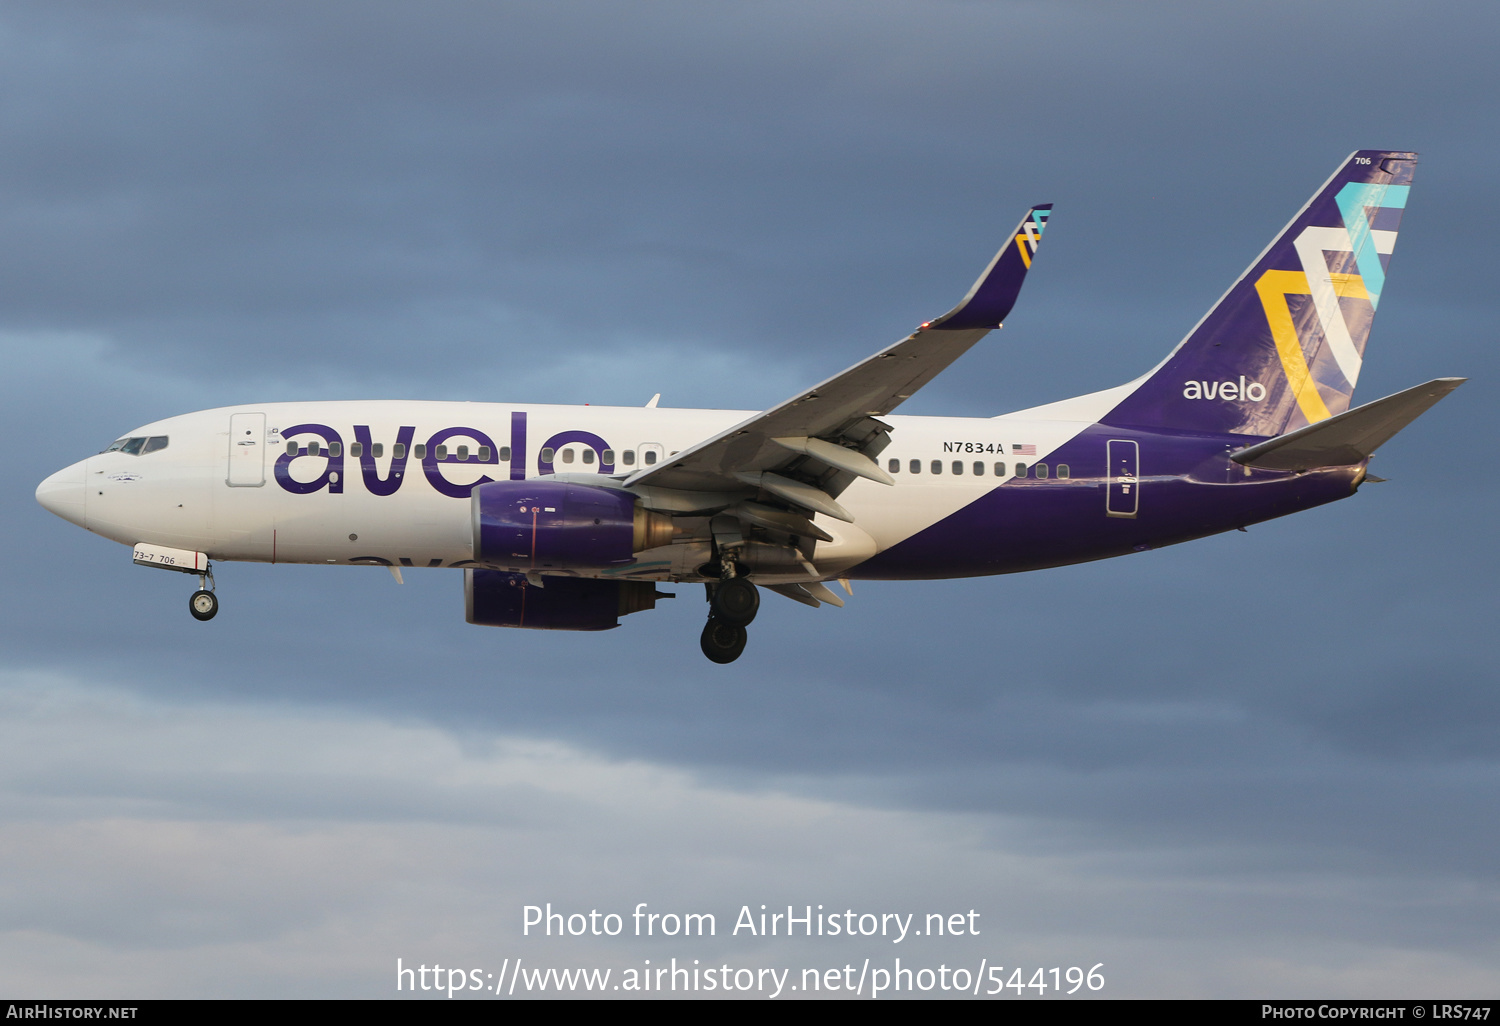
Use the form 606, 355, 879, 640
1102, 151, 1416, 437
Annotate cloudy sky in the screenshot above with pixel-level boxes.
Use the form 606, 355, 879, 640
2, 0, 1496, 999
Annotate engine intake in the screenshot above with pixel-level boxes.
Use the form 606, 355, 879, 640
465, 570, 661, 631
471, 480, 673, 569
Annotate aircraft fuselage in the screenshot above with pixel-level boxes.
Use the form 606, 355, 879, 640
38, 399, 1359, 582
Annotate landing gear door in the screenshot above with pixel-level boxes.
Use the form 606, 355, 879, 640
1106, 439, 1139, 518
227, 412, 266, 487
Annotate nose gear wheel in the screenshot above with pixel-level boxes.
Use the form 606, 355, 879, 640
189, 589, 218, 621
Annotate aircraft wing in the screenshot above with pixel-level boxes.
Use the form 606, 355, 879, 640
623, 205, 1052, 519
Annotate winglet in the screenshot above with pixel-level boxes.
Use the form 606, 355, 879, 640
928, 205, 1052, 330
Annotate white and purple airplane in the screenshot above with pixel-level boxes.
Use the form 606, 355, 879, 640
35, 150, 1462, 663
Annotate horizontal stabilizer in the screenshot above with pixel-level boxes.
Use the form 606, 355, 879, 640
1232, 377, 1464, 471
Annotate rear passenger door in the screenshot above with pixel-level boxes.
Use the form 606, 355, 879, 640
1105, 439, 1138, 518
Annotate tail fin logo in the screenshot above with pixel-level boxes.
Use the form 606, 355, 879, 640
1013, 208, 1050, 268
1255, 182, 1410, 425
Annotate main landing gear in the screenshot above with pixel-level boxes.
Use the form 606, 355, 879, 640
188, 564, 218, 622
700, 618, 747, 664
700, 570, 759, 664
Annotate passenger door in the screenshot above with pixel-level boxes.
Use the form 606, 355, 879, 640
227, 412, 266, 487
1106, 439, 1138, 518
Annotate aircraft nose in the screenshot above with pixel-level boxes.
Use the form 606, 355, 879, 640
36, 461, 87, 527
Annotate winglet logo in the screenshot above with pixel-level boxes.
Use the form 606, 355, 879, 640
1254, 181, 1409, 424
1013, 208, 1049, 268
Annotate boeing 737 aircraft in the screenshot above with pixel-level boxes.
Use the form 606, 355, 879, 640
35, 150, 1462, 663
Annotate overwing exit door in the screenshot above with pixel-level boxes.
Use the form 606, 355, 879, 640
227, 412, 266, 486
1106, 439, 1139, 518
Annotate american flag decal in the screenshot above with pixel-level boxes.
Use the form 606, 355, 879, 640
1013, 443, 1036, 456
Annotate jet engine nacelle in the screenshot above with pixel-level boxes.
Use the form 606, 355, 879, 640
465, 570, 661, 631
471, 480, 673, 570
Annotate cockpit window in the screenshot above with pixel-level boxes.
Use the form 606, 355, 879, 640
101, 435, 168, 455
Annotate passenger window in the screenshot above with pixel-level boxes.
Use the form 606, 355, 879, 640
413, 444, 426, 459
931, 460, 942, 475
457, 444, 469, 461
1036, 463, 1049, 479
622, 450, 635, 466
582, 448, 595, 465
909, 459, 921, 474
1058, 464, 1070, 479
888, 458, 899, 473
601, 449, 614, 464
498, 446, 510, 461
435, 444, 448, 460
1015, 463, 1027, 477
350, 442, 363, 458
644, 450, 657, 465
994, 462, 1006, 477
952, 461, 963, 475
478, 446, 490, 461
120, 437, 146, 456
561, 448, 575, 464
973, 461, 983, 476
329, 441, 342, 458
143, 436, 169, 454
540, 447, 555, 463
376, 443, 388, 459
308, 441, 321, 457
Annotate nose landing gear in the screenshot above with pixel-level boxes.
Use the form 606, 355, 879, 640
188, 565, 218, 622
189, 589, 218, 621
